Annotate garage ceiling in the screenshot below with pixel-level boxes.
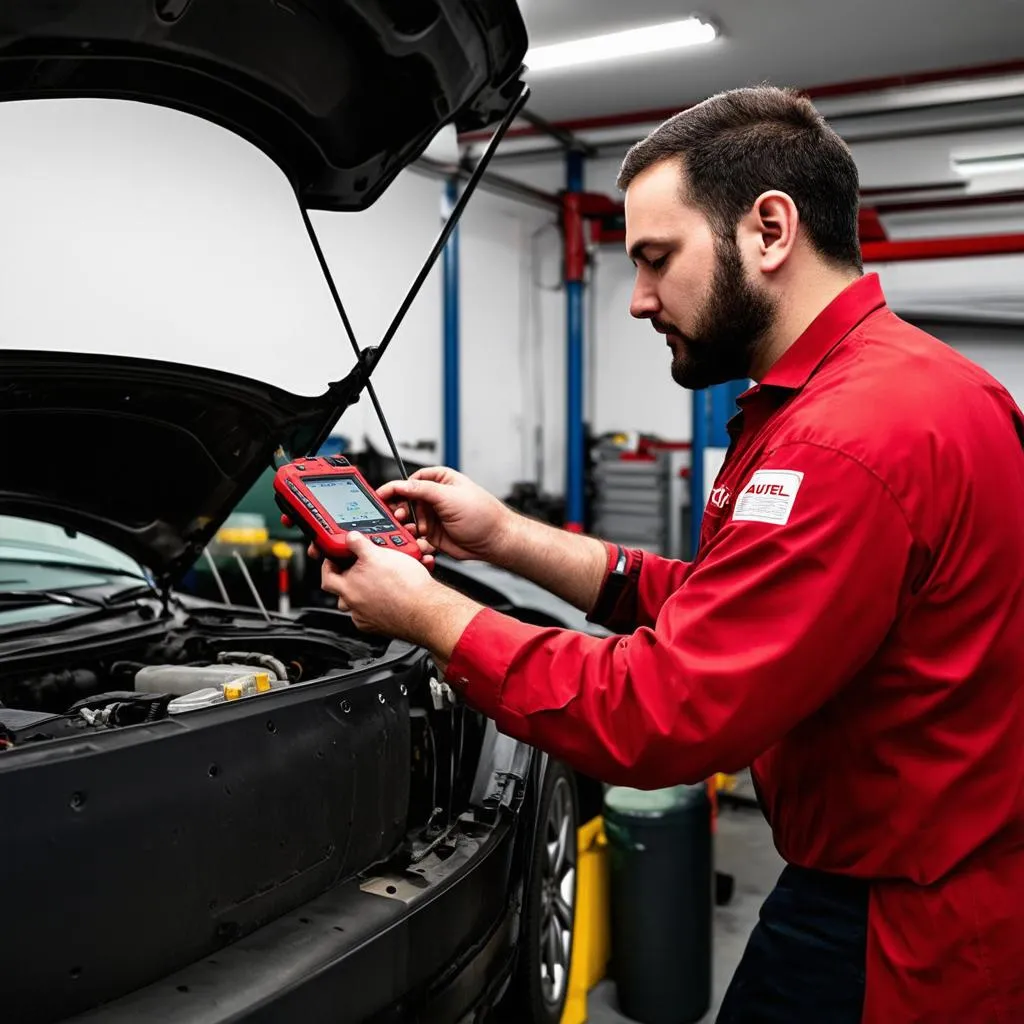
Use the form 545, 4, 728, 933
517, 0, 1024, 122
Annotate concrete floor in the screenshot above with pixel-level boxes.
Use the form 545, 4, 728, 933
587, 802, 784, 1024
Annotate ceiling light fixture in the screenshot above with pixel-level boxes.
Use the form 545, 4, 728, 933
952, 151, 1024, 177
525, 16, 718, 73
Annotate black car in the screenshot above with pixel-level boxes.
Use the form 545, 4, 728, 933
0, 5, 604, 1022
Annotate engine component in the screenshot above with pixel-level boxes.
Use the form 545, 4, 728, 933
167, 688, 224, 715
429, 676, 458, 711
70, 691, 173, 727
216, 651, 289, 683
166, 672, 282, 715
0, 707, 86, 746
133, 664, 284, 696
5, 668, 99, 711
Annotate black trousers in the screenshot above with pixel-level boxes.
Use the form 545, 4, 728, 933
715, 864, 869, 1024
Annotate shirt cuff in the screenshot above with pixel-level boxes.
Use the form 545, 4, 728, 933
444, 606, 543, 720
587, 542, 644, 633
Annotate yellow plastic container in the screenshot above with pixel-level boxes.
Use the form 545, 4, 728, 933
561, 815, 611, 1024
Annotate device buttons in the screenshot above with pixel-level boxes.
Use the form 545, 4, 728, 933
390, 535, 406, 546
371, 536, 388, 547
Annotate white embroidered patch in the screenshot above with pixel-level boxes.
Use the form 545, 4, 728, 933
732, 470, 804, 525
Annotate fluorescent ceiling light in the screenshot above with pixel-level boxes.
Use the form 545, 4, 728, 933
525, 17, 718, 73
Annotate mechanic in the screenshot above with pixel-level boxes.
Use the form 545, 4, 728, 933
313, 87, 1024, 1022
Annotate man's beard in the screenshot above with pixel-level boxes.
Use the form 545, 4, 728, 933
660, 238, 777, 390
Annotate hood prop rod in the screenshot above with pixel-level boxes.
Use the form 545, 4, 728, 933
297, 82, 531, 479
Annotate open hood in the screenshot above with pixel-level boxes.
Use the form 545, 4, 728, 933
0, 1, 528, 584
0, 0, 527, 211
0, 351, 343, 584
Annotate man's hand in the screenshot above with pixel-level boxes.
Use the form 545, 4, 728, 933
376, 466, 518, 563
319, 532, 481, 660
320, 532, 434, 637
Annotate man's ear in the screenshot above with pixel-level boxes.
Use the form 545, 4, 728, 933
741, 190, 799, 273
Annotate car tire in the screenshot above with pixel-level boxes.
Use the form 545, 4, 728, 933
508, 760, 579, 1024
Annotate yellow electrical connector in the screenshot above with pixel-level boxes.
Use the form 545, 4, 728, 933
223, 681, 245, 701
221, 672, 272, 701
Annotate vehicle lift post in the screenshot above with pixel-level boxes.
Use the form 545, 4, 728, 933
563, 149, 587, 533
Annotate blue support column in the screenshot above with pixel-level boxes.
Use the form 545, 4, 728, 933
690, 389, 709, 556
442, 178, 460, 470
709, 379, 748, 442
690, 379, 748, 555
565, 150, 586, 531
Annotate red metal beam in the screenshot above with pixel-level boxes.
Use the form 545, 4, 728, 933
858, 208, 888, 243
862, 234, 1024, 262
590, 230, 1024, 259
872, 190, 1024, 215
563, 187, 1024, 261
459, 59, 1024, 143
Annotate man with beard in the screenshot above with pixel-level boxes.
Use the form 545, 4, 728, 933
309, 87, 1024, 1021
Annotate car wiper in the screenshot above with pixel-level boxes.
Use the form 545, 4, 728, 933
105, 583, 162, 605
0, 590, 108, 610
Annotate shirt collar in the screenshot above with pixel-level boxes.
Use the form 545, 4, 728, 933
758, 273, 887, 392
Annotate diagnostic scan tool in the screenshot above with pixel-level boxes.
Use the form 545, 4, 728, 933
274, 456, 421, 564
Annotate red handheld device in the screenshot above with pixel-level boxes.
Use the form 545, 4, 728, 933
273, 456, 421, 564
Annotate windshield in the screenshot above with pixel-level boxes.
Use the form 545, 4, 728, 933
0, 515, 148, 605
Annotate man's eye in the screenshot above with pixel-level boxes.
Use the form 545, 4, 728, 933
651, 255, 668, 271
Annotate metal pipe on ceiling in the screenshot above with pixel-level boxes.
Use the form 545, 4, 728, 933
519, 109, 597, 157
476, 97, 1024, 165
412, 154, 560, 212
458, 59, 1024, 144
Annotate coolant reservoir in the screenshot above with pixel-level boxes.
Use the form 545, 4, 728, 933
134, 664, 281, 696
167, 688, 224, 715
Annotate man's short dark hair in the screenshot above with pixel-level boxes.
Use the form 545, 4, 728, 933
617, 86, 862, 271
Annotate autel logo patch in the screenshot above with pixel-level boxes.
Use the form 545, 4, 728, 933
733, 470, 803, 525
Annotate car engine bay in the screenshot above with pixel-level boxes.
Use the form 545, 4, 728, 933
0, 604, 392, 745
0, 597, 487, 846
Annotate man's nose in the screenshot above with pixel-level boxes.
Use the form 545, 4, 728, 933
629, 276, 660, 320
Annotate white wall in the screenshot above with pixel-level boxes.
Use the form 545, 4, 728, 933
504, 154, 693, 443
309, 173, 446, 460
576, 159, 694, 443
312, 170, 565, 498
589, 248, 692, 439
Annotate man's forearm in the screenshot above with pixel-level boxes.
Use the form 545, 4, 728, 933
408, 584, 483, 675
491, 513, 609, 615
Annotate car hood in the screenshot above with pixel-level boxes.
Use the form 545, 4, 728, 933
0, 0, 527, 211
0, 0, 527, 585
0, 351, 343, 585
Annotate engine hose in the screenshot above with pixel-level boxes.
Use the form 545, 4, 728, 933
216, 651, 290, 683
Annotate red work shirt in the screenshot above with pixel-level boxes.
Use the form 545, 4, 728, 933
446, 274, 1024, 1022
